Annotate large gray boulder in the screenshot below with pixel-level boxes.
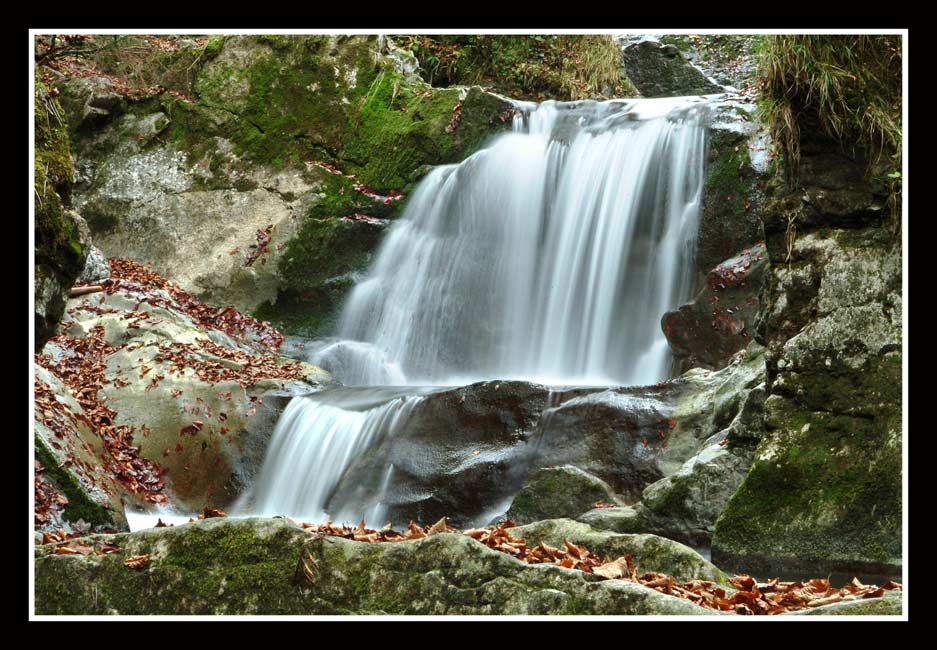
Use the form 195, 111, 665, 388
58, 35, 514, 337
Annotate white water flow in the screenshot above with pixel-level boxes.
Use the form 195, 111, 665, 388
245, 389, 426, 522
236, 96, 712, 526
330, 97, 710, 387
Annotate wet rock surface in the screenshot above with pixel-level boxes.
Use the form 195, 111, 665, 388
663, 243, 768, 372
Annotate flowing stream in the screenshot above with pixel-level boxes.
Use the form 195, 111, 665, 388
234, 96, 714, 526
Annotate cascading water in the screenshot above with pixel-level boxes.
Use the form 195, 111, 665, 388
233, 96, 714, 527
330, 96, 709, 387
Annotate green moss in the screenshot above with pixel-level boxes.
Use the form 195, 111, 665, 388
712, 373, 902, 573
203, 35, 225, 59
35, 436, 115, 528
705, 133, 756, 222
35, 77, 84, 273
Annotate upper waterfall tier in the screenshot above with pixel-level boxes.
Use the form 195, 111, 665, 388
321, 96, 712, 387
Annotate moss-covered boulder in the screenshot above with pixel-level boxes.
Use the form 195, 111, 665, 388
35, 75, 88, 350
54, 35, 514, 337
34, 517, 714, 615
712, 135, 902, 577
506, 519, 727, 585
505, 466, 621, 525
620, 39, 722, 98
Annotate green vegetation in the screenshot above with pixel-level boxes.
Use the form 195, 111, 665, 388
757, 36, 902, 186
400, 35, 635, 101
34, 437, 116, 527
34, 75, 84, 280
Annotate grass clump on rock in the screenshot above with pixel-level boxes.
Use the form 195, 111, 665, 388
758, 35, 902, 185
401, 34, 636, 101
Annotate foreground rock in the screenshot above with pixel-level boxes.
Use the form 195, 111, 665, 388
34, 260, 330, 527
712, 132, 902, 577
34, 517, 712, 615
506, 519, 726, 585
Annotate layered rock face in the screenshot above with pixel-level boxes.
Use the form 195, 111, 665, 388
711, 133, 902, 576
56, 35, 513, 337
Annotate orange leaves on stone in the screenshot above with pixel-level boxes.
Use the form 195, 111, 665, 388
201, 507, 227, 519
52, 541, 94, 555
294, 517, 900, 615
123, 554, 151, 569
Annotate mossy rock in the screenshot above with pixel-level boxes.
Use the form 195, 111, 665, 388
696, 127, 769, 277
791, 590, 902, 616
712, 389, 901, 576
34, 517, 714, 615
505, 466, 620, 525
35, 75, 87, 349
507, 519, 727, 585
621, 40, 722, 98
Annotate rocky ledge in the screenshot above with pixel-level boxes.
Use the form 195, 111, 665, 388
34, 517, 902, 616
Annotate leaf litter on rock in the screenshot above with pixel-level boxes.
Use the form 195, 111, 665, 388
296, 518, 901, 615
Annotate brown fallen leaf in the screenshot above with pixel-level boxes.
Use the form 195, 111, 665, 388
593, 556, 630, 580
124, 554, 151, 569
202, 507, 227, 519
426, 516, 448, 536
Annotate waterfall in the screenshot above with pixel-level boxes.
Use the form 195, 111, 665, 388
243, 389, 426, 523
238, 96, 712, 525
325, 97, 709, 387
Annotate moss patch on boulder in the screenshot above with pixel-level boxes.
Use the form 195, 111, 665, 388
35, 517, 713, 615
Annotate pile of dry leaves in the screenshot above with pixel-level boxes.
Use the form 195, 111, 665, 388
36, 326, 168, 505
34, 460, 68, 526
151, 338, 306, 388
99, 258, 285, 351
301, 518, 902, 615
